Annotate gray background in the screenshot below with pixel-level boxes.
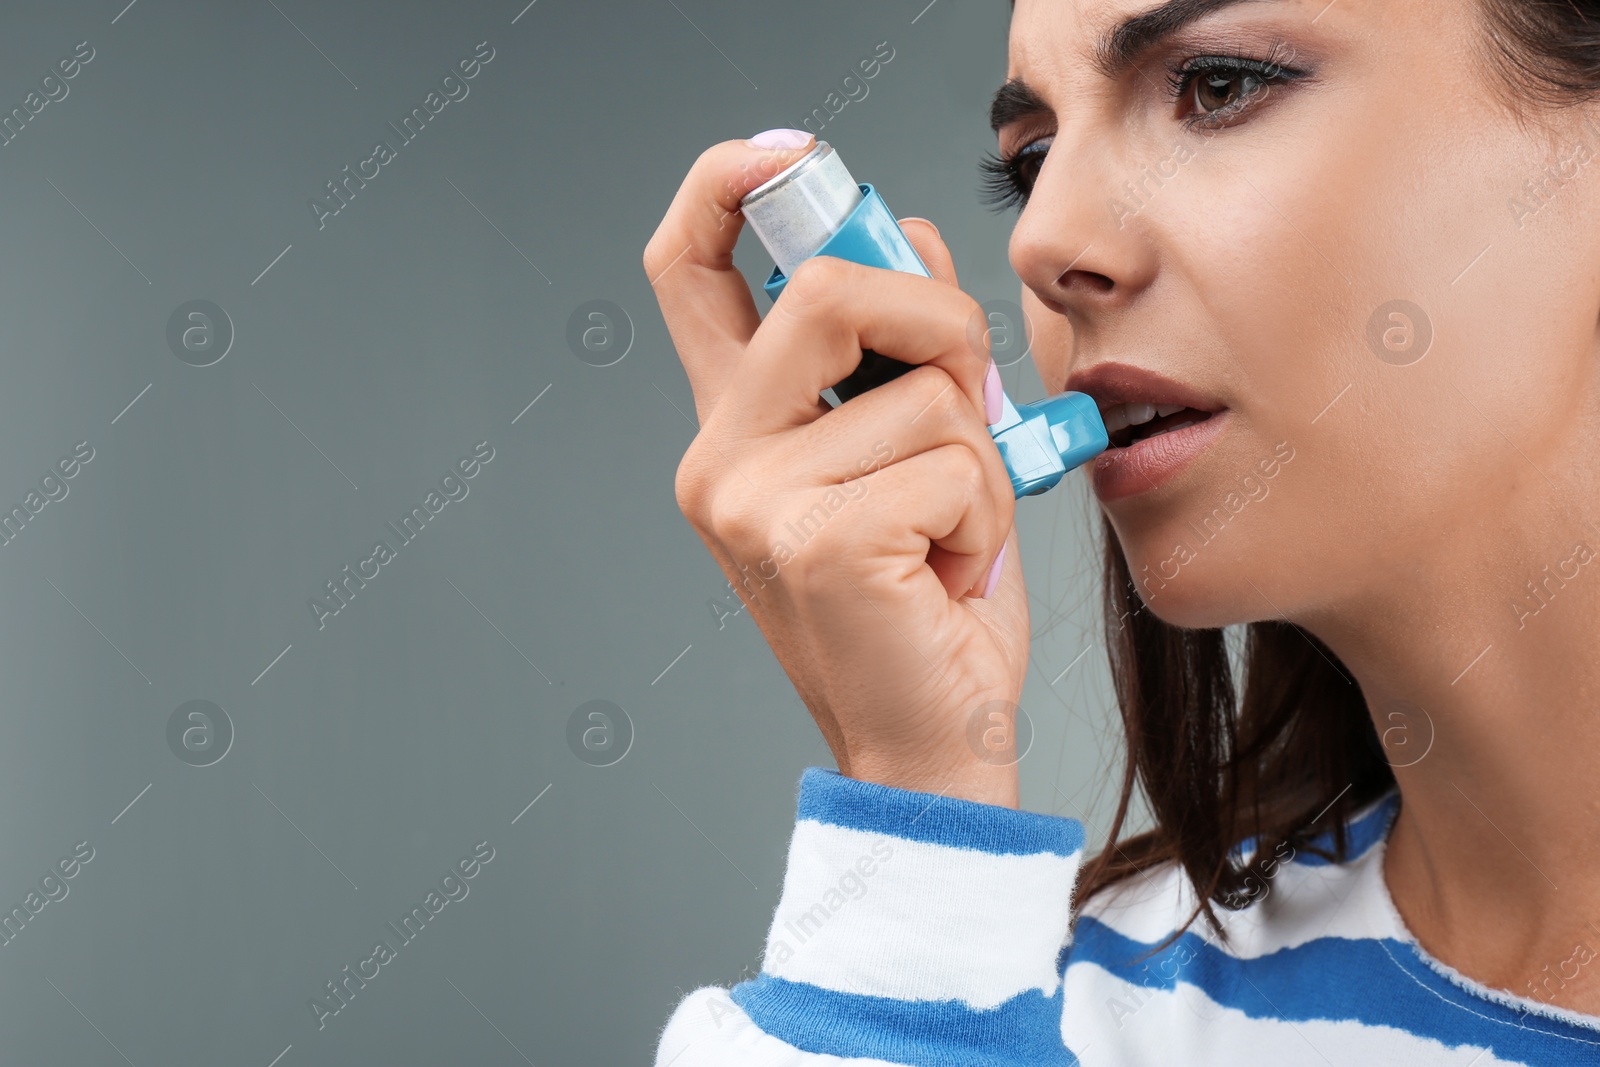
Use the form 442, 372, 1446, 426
0, 0, 1126, 1063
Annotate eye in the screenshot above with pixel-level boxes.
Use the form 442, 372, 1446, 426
977, 42, 1304, 212
977, 135, 1052, 213
1191, 66, 1263, 113
1166, 45, 1305, 130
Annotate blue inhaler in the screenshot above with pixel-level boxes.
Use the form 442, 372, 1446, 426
739, 140, 1107, 498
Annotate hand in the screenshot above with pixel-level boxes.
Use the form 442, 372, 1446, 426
643, 135, 1029, 807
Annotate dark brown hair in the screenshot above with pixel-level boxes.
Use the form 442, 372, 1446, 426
1057, 0, 1600, 943
1074, 530, 1391, 944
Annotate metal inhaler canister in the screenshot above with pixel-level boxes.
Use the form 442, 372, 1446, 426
739, 141, 1107, 499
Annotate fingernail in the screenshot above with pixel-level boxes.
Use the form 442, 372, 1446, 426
898, 216, 940, 238
981, 543, 1007, 599
984, 359, 1003, 425
747, 128, 813, 149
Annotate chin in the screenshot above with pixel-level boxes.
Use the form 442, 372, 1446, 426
1112, 522, 1289, 631
1135, 575, 1255, 630
1101, 431, 1313, 629
1144, 596, 1251, 631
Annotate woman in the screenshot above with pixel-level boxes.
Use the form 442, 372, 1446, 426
643, 0, 1600, 1061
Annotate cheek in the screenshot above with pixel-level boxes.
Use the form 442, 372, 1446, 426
1110, 170, 1381, 617
1126, 107, 1595, 616
1305, 126, 1597, 543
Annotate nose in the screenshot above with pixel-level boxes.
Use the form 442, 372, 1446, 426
1008, 137, 1158, 321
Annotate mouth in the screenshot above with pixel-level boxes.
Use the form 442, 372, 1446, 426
1065, 362, 1228, 501
1099, 402, 1215, 449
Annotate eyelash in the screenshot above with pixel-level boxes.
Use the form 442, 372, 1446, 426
978, 42, 1305, 212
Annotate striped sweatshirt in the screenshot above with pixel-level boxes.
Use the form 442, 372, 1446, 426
654, 767, 1600, 1065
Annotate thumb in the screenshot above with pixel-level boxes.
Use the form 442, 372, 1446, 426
898, 217, 959, 288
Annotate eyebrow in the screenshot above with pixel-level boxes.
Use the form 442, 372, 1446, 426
989, 0, 1272, 132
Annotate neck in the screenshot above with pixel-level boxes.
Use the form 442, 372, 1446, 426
1304, 469, 1600, 1014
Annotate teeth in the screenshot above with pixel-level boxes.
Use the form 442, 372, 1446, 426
1099, 401, 1170, 433
1098, 400, 1211, 446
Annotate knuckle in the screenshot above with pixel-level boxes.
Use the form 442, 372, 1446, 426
956, 293, 991, 366
703, 481, 765, 549
958, 290, 986, 330
779, 493, 855, 592
780, 256, 854, 313
985, 459, 1016, 533
641, 230, 680, 282
911, 365, 966, 423
784, 541, 832, 598
987, 460, 1016, 515
950, 445, 987, 500
673, 447, 713, 524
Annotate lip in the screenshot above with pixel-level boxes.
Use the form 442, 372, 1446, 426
1066, 361, 1225, 414
1065, 362, 1229, 502
1089, 413, 1229, 501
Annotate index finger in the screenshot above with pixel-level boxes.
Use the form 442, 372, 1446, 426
643, 132, 817, 419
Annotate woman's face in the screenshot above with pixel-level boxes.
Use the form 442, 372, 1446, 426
1002, 0, 1600, 630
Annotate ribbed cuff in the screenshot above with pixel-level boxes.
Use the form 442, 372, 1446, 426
729, 767, 1086, 1066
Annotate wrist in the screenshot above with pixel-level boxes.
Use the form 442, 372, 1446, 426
840, 754, 1020, 809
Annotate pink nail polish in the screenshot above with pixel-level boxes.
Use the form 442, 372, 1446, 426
981, 543, 1007, 599
747, 128, 813, 149
984, 360, 1003, 425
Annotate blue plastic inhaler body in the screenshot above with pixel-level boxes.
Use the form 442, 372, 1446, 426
753, 173, 1107, 499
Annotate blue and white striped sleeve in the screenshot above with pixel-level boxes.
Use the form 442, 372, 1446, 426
654, 766, 1087, 1066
